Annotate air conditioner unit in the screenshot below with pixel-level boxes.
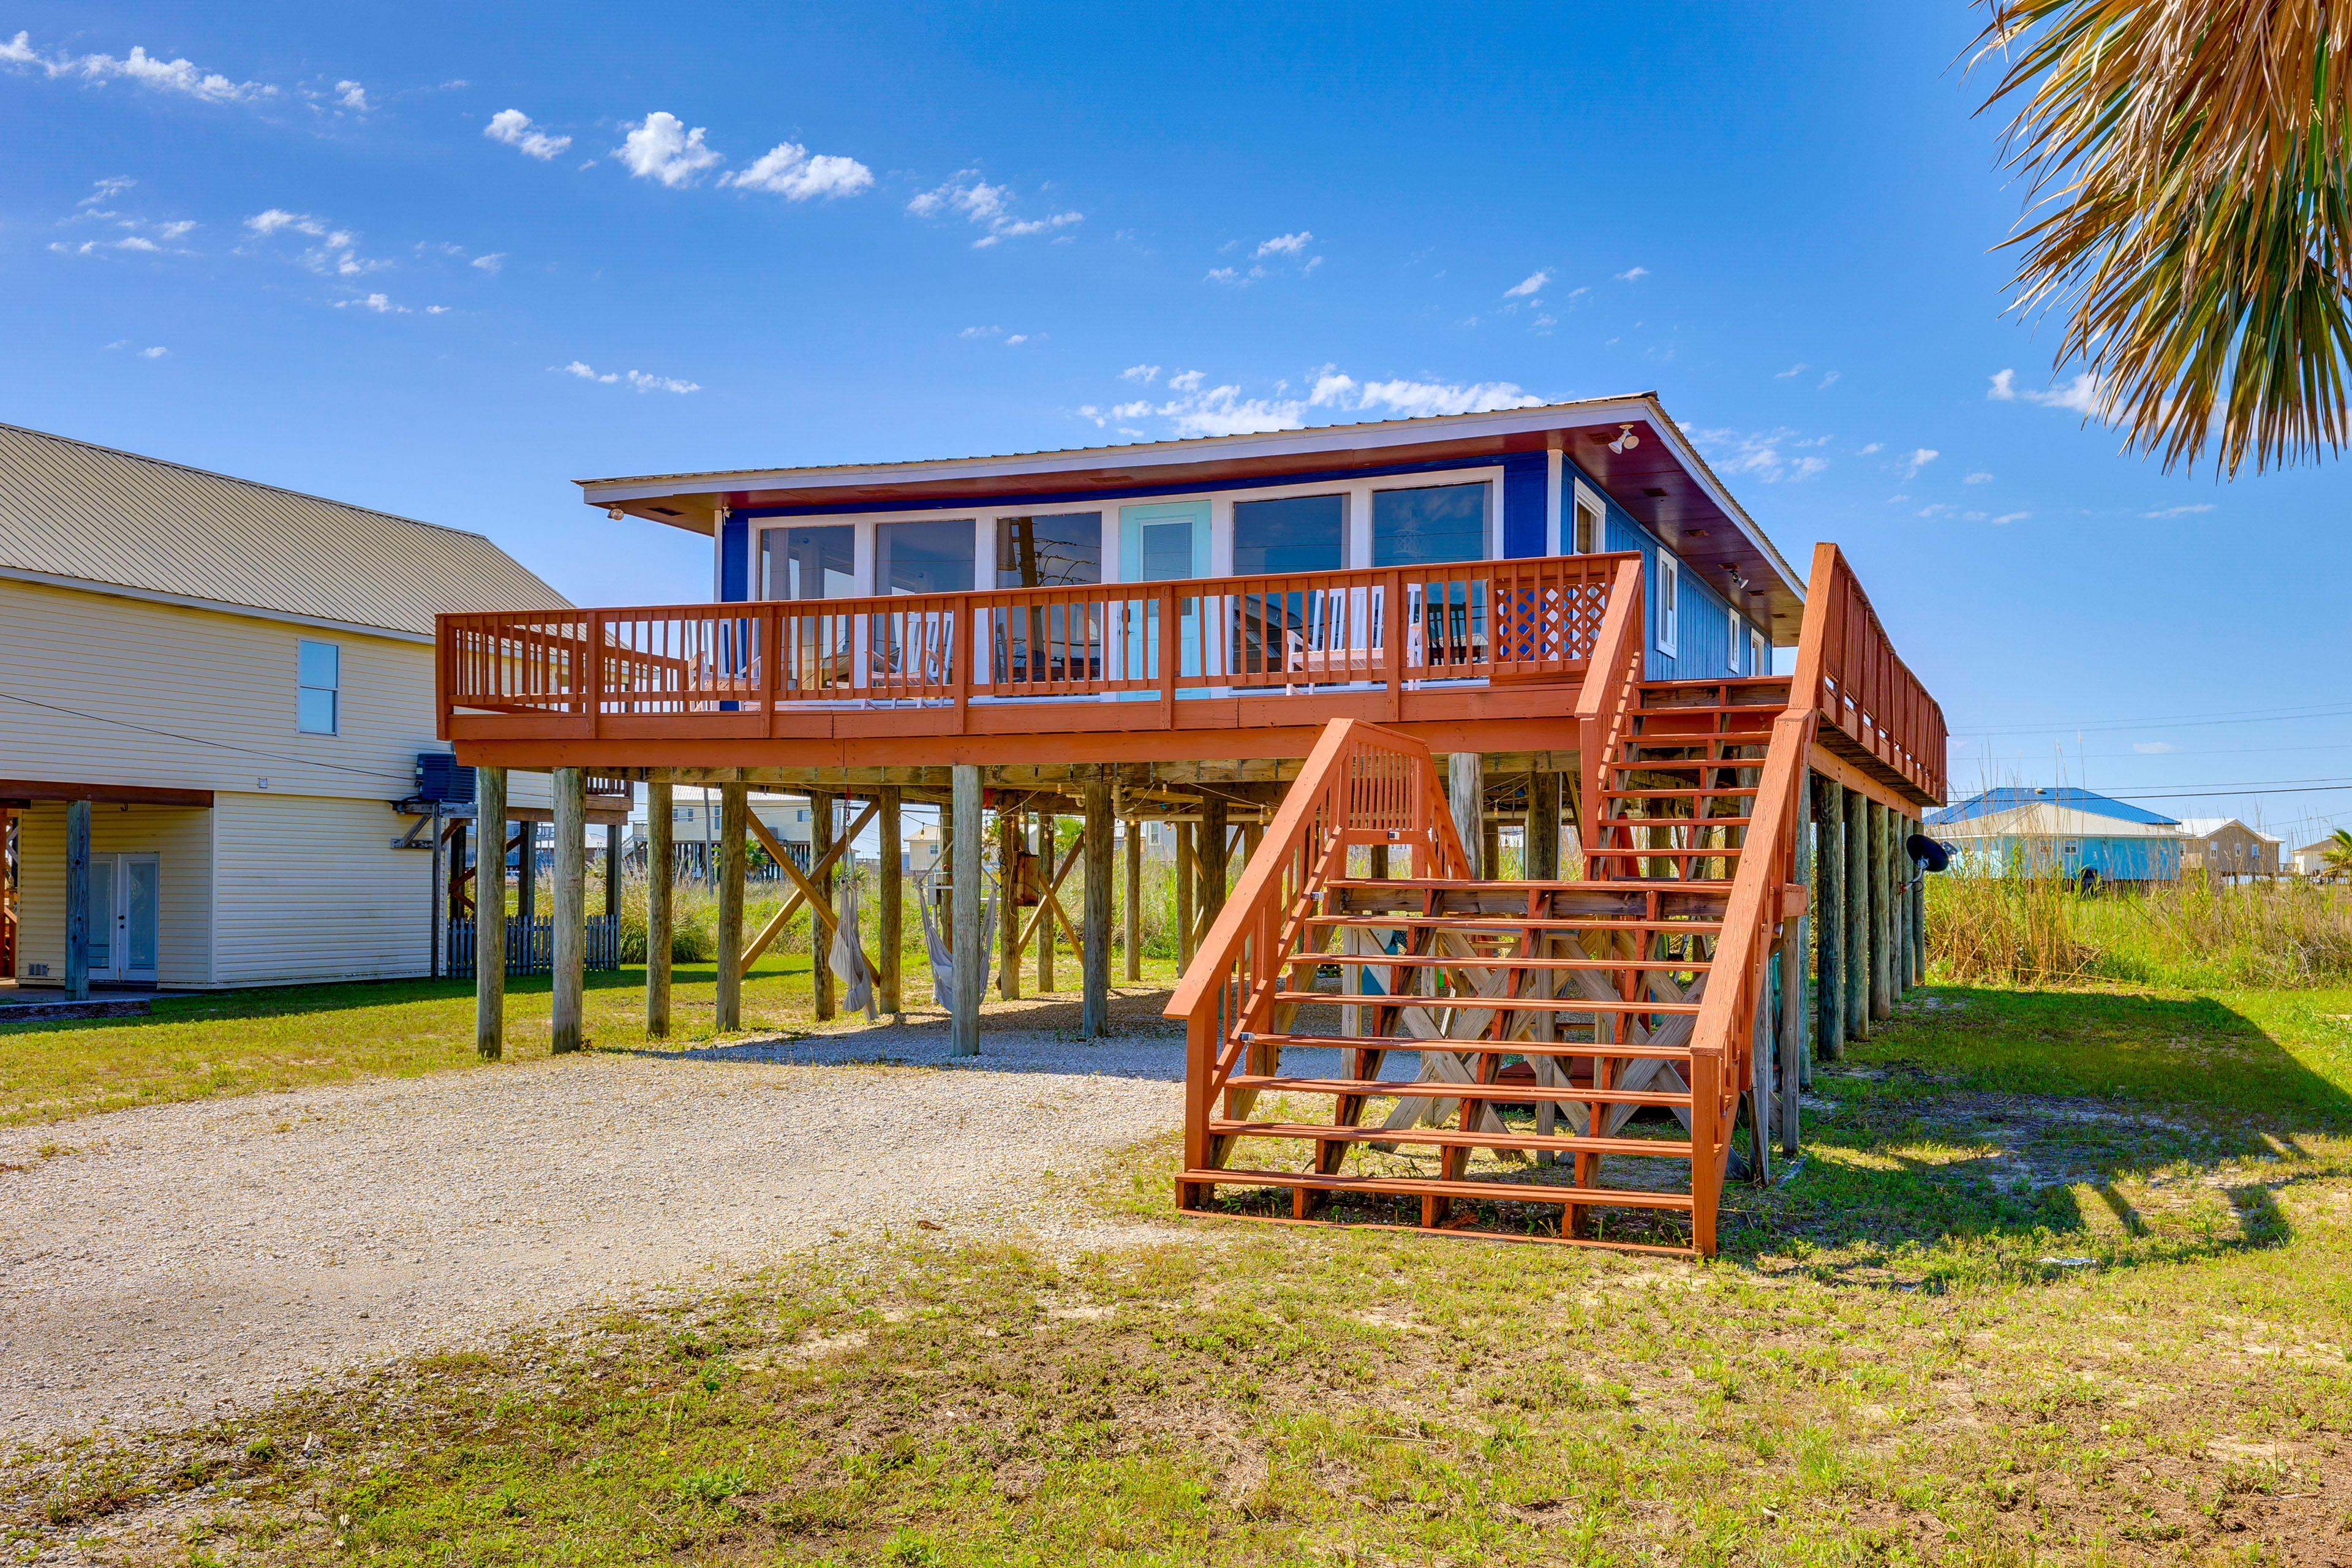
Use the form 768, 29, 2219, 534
414, 752, 477, 805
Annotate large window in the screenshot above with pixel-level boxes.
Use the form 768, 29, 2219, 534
1372, 481, 1487, 567
875, 519, 974, 595
1233, 494, 1344, 575
996, 513, 1101, 589
296, 639, 339, 735
760, 526, 855, 600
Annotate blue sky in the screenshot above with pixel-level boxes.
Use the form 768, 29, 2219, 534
5, 2, 2344, 845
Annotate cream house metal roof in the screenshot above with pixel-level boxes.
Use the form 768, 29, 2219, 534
0, 421, 567, 638
1937, 804, 2190, 841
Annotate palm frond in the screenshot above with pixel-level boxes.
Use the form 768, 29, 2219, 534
1977, 0, 2352, 474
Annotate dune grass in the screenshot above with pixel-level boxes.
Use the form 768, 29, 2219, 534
1928, 875, 2352, 990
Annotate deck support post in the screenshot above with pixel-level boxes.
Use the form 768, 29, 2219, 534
1779, 774, 1811, 1153
1175, 818, 1196, 971
63, 797, 90, 1002
998, 802, 1022, 1000
1200, 796, 1229, 928
1813, 777, 1843, 1065
1913, 817, 1929, 985
605, 821, 621, 932
1526, 771, 1562, 881
950, 765, 982, 1055
1844, 786, 1869, 1042
550, 766, 586, 1055
1121, 815, 1142, 982
1906, 815, 1926, 990
1370, 843, 1388, 880
646, 781, 673, 1038
1035, 810, 1057, 993
1482, 818, 1501, 881
1447, 753, 1483, 877
1084, 774, 1112, 1036
474, 767, 507, 1059
1869, 799, 1893, 1023
516, 815, 537, 935
715, 783, 747, 1032
879, 787, 903, 1023
810, 792, 837, 1021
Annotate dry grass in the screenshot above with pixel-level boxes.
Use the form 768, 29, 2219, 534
1929, 875, 2352, 989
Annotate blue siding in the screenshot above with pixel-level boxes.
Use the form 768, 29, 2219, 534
1595, 478, 1729, 682
717, 510, 750, 603
1965, 834, 2183, 882
1500, 452, 1548, 558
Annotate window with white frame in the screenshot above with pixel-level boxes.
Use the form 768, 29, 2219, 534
1573, 492, 1603, 554
296, 639, 339, 735
1656, 557, 1679, 655
1751, 627, 1767, 675
1728, 606, 1743, 673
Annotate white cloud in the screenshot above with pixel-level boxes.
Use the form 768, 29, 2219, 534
1166, 369, 1205, 393
1902, 447, 1938, 479
2133, 741, 2176, 754
2143, 503, 2215, 518
1964, 471, 1992, 484
1855, 442, 1883, 456
1989, 366, 2106, 415
1917, 503, 1954, 518
1615, 266, 1648, 281
1504, 269, 1550, 298
1088, 363, 1543, 439
556, 361, 699, 394
1004, 334, 1028, 347
1987, 368, 2016, 401
1341, 377, 1545, 420
336, 292, 404, 314
1256, 231, 1312, 258
1691, 427, 1831, 483
470, 252, 505, 274
80, 175, 135, 205
485, 108, 571, 160
1, 32, 275, 104
137, 344, 167, 358
1120, 364, 1160, 383
244, 208, 385, 275
616, 111, 723, 187
960, 325, 1001, 339
725, 141, 873, 200
907, 173, 1081, 246
1992, 511, 2030, 524
1819, 371, 1840, 388
1205, 266, 1242, 284
1774, 363, 1807, 379
49, 235, 171, 257
334, 80, 368, 111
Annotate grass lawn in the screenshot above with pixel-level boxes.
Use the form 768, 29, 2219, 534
0, 950, 1190, 1128
9, 981, 2351, 1564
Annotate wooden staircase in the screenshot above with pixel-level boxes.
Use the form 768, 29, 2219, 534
1169, 565, 1818, 1257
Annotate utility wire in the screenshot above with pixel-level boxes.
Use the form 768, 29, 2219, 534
0, 690, 415, 784
1950, 695, 2352, 736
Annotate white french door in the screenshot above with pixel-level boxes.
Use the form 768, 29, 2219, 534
87, 853, 158, 984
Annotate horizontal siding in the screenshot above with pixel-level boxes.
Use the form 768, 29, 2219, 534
12, 802, 213, 987
211, 791, 434, 986
0, 578, 548, 809
1600, 503, 1736, 681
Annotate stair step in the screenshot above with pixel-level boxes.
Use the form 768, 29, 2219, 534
1596, 815, 1755, 827
1306, 914, 1727, 933
1225, 1075, 1694, 1106
1276, 992, 1700, 1014
1303, 954, 1715, 973
1227, 1033, 1702, 1061
1602, 787, 1760, 799
1183, 1166, 1698, 1213
1208, 1121, 1695, 1159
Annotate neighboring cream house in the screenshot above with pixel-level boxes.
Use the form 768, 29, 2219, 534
0, 423, 560, 992
2177, 818, 2283, 884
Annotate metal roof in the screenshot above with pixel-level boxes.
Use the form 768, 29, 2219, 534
1936, 804, 2191, 841
0, 422, 567, 638
2175, 817, 2283, 843
1928, 786, 2180, 829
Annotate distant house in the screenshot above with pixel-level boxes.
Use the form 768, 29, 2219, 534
2293, 839, 2345, 880
0, 423, 560, 992
2177, 818, 2283, 884
1928, 786, 2187, 885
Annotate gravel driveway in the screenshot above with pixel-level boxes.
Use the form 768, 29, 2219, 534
0, 996, 1188, 1446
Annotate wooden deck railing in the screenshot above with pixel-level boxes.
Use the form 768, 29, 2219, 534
437, 554, 1632, 742
1788, 543, 1947, 802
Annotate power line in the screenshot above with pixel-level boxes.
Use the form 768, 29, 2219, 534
0, 690, 413, 783
1949, 695, 2352, 736
1953, 703, 2352, 739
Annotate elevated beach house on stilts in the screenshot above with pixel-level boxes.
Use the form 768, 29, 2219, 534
439, 396, 1947, 1256
0, 423, 569, 1002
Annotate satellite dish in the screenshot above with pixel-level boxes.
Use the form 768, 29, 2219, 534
1905, 833, 1950, 873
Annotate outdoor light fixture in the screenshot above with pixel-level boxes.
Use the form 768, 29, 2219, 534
1607, 423, 1640, 454
607, 505, 626, 520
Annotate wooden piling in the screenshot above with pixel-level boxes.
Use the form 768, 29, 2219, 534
1912, 816, 1929, 986
1844, 785, 1869, 1042
715, 783, 747, 1032
1175, 818, 1196, 971
1779, 773, 1811, 1154
474, 766, 506, 1060
605, 821, 621, 930
998, 803, 1022, 1000
1526, 771, 1562, 881
63, 797, 90, 1002
646, 780, 672, 1038
950, 765, 982, 1055
1447, 753, 1483, 877
810, 791, 837, 1021
1200, 796, 1229, 927
550, 766, 586, 1055
1815, 776, 1843, 1065
1869, 799, 1893, 1023
1035, 809, 1057, 993
879, 787, 903, 1022
516, 816, 536, 931
1482, 818, 1501, 881
1121, 816, 1142, 983
1084, 775, 1112, 1036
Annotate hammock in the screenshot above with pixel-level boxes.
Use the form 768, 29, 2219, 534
828, 869, 876, 1020
913, 864, 996, 1010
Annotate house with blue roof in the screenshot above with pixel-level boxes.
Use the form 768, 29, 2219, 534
1928, 787, 2185, 886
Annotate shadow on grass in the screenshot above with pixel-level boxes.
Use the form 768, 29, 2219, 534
1725, 985, 2352, 1276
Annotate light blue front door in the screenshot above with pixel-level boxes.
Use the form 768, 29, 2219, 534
1120, 500, 1212, 685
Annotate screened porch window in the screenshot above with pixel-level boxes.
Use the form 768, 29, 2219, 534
875, 519, 975, 595
1371, 481, 1487, 567
995, 513, 1102, 685
759, 525, 854, 601
1233, 494, 1344, 575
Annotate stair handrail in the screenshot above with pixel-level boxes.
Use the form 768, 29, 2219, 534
1788, 543, 1947, 803
1166, 718, 1471, 1173
1574, 557, 1648, 871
